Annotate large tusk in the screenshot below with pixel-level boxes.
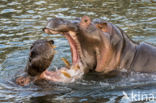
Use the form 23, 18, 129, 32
61, 57, 71, 69
61, 70, 71, 78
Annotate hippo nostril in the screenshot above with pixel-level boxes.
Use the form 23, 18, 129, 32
84, 19, 88, 23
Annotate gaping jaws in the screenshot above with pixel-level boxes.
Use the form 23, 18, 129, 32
43, 26, 80, 66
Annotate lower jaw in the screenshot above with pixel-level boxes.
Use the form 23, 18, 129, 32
42, 66, 84, 83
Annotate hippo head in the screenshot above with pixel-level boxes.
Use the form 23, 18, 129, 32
16, 39, 56, 86
26, 39, 56, 76
43, 16, 126, 74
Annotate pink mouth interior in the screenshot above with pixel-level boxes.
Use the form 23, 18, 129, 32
64, 33, 79, 65
44, 28, 79, 65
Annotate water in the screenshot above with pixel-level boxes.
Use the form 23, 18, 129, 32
0, 0, 156, 102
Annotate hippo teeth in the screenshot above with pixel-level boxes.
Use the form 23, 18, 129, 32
61, 57, 71, 69
61, 70, 71, 78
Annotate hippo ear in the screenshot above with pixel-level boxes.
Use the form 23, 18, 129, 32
96, 21, 124, 52
49, 40, 54, 44
95, 22, 112, 33
80, 16, 91, 27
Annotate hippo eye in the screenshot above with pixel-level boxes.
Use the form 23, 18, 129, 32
30, 45, 33, 49
49, 40, 54, 44
30, 51, 36, 58
29, 57, 32, 62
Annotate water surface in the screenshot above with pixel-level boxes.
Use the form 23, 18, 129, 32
0, 0, 156, 102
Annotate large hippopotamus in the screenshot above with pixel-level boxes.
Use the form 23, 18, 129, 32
43, 16, 156, 74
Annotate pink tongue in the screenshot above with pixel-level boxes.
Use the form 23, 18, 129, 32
64, 33, 78, 64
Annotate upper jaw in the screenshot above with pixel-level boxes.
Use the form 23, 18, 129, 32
43, 18, 79, 34
43, 27, 80, 61
43, 28, 62, 34
43, 18, 84, 67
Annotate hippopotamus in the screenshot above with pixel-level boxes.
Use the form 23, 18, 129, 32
43, 16, 156, 75
16, 39, 83, 86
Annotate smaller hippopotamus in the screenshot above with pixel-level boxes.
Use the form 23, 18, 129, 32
16, 39, 56, 86
16, 39, 83, 86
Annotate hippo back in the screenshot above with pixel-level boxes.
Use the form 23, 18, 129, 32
131, 43, 156, 73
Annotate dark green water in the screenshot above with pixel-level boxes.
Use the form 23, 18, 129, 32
0, 0, 156, 102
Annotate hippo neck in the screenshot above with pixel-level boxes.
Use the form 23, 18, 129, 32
119, 33, 137, 71
130, 43, 156, 73
76, 31, 98, 73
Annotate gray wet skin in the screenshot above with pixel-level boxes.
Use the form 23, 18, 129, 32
25, 39, 55, 76
43, 16, 156, 74
16, 39, 56, 86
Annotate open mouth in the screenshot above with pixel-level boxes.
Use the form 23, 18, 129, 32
43, 28, 79, 65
